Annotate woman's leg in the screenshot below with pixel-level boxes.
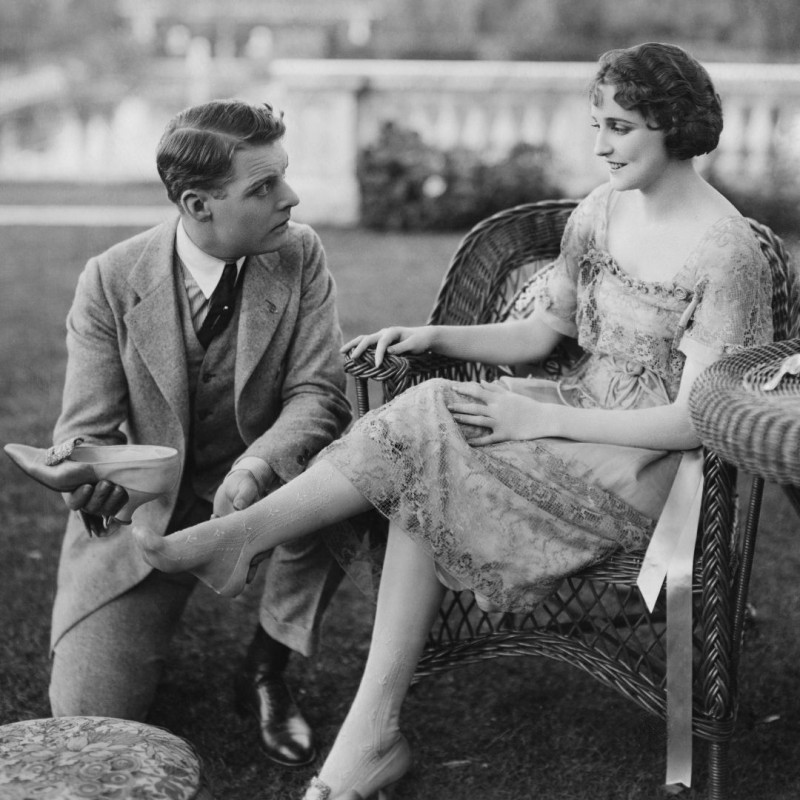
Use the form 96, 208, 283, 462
311, 522, 446, 798
135, 460, 372, 596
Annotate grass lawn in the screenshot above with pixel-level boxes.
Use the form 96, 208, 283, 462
1, 213, 799, 800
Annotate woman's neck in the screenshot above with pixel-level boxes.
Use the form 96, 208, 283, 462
630, 160, 705, 223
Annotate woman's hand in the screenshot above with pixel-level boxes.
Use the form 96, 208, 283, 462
447, 381, 559, 446
341, 326, 437, 367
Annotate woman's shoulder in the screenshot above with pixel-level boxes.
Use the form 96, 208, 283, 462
695, 214, 764, 262
566, 182, 614, 238
578, 182, 614, 210
691, 214, 772, 294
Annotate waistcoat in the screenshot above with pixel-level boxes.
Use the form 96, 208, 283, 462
174, 258, 246, 503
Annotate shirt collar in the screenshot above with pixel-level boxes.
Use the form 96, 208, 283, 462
176, 219, 245, 299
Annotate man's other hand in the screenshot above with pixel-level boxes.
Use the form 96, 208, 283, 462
213, 469, 262, 517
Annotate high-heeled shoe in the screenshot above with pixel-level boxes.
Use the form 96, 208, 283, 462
4, 441, 180, 531
301, 734, 411, 800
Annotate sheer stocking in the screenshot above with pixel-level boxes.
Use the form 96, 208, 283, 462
315, 523, 445, 796
134, 461, 372, 595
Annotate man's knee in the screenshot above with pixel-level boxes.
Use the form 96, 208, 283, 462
49, 637, 157, 721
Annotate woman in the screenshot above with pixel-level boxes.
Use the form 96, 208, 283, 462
19, 43, 773, 799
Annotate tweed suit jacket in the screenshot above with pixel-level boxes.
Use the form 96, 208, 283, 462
51, 215, 351, 648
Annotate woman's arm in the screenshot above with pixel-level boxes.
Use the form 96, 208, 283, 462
342, 311, 564, 368
449, 356, 706, 451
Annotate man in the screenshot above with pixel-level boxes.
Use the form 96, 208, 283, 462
47, 99, 352, 766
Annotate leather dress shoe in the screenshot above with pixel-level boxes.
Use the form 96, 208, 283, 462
235, 671, 317, 767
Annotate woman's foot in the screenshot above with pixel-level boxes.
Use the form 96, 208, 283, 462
133, 521, 269, 597
302, 734, 411, 800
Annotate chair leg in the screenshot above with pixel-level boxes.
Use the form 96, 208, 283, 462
707, 741, 729, 800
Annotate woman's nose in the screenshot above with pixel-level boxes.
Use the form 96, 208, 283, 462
594, 129, 612, 157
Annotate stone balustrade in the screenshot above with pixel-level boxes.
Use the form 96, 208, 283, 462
1, 57, 799, 225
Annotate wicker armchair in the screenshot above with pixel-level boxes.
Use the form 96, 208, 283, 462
344, 199, 799, 799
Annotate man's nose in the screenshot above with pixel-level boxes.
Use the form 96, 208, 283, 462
280, 182, 300, 208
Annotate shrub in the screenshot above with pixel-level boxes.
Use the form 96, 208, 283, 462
357, 121, 563, 231
707, 161, 800, 238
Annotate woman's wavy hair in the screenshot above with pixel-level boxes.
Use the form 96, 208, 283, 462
589, 42, 723, 160
156, 99, 286, 204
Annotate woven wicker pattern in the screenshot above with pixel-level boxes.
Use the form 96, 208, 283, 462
344, 199, 797, 799
690, 338, 800, 485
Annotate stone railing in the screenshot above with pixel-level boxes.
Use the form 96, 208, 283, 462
1, 57, 799, 225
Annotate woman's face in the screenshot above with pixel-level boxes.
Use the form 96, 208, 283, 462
590, 83, 671, 192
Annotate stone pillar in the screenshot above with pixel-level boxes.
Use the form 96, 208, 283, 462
255, 67, 362, 226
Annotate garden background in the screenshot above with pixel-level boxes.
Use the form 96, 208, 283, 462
2, 2, 800, 798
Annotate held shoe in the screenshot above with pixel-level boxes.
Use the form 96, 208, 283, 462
5, 441, 180, 528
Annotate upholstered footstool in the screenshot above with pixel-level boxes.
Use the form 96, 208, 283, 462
0, 716, 213, 799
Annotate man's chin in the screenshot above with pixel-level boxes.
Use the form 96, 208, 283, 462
257, 227, 290, 254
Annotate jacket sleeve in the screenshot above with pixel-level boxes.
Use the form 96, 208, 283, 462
53, 258, 130, 447
238, 226, 352, 484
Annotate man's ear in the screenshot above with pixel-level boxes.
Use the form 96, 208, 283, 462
178, 189, 212, 222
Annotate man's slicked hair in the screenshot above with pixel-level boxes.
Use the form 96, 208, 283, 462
156, 99, 286, 204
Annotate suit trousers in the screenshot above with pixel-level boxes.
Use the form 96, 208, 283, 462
49, 496, 342, 720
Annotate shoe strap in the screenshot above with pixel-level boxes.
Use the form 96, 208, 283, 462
46, 437, 84, 466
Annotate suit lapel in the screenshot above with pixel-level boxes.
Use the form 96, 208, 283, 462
125, 218, 191, 435
236, 251, 290, 398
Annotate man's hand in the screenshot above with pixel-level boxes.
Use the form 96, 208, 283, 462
63, 481, 129, 537
213, 469, 263, 517
63, 481, 128, 516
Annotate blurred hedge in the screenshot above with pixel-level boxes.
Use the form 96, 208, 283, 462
708, 166, 800, 238
357, 121, 800, 238
357, 121, 563, 231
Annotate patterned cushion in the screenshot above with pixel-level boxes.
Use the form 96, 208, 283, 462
0, 716, 209, 799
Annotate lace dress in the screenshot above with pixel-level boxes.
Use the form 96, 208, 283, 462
321, 183, 774, 613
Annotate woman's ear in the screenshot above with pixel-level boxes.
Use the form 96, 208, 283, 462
178, 189, 212, 221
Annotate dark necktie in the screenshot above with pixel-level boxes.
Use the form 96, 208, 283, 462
197, 261, 238, 349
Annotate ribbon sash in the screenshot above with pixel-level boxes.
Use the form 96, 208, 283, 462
636, 448, 705, 789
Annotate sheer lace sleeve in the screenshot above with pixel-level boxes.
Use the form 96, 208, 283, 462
678, 216, 774, 366
534, 184, 611, 336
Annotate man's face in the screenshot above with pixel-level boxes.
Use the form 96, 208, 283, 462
204, 141, 299, 258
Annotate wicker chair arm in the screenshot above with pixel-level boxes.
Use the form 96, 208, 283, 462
344, 346, 497, 416
343, 347, 460, 385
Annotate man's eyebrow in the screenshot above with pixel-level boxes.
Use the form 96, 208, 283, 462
244, 170, 280, 193
244, 159, 289, 193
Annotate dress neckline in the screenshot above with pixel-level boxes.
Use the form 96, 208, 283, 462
597, 187, 743, 290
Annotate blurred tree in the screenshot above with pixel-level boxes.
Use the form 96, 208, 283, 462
0, 0, 145, 83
